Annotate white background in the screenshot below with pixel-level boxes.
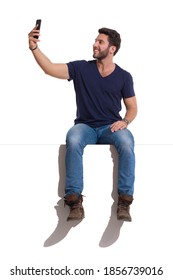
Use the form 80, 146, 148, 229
0, 0, 173, 279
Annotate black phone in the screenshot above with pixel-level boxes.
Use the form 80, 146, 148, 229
34, 19, 41, 39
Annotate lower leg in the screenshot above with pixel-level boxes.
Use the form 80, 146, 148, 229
115, 131, 135, 221
97, 127, 135, 221
65, 124, 97, 220
65, 124, 97, 196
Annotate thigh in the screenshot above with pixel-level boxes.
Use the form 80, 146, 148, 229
66, 124, 97, 146
98, 126, 134, 147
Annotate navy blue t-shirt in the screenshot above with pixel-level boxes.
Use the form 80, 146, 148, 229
67, 60, 135, 128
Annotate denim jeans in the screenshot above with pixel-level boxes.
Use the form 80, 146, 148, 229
65, 123, 135, 197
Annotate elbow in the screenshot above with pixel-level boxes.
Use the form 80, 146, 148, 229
44, 69, 51, 76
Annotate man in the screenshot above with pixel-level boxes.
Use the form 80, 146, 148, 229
28, 25, 137, 222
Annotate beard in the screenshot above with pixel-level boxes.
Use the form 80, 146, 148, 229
93, 46, 110, 60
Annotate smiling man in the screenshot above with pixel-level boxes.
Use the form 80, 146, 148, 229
28, 26, 137, 222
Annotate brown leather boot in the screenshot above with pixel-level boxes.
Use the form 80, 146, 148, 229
117, 194, 133, 222
64, 193, 84, 221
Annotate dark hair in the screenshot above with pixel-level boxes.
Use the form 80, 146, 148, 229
98, 27, 121, 55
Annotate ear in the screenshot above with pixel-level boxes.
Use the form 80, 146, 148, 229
110, 45, 116, 54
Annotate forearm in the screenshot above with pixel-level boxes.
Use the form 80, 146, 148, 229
28, 27, 69, 79
123, 96, 138, 124
124, 108, 137, 124
31, 46, 53, 74
30, 47, 69, 79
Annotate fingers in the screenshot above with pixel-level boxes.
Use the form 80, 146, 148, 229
28, 27, 40, 50
28, 27, 40, 41
110, 121, 127, 132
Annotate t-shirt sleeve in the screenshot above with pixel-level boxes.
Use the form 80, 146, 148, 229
122, 72, 135, 98
67, 62, 76, 81
67, 60, 85, 81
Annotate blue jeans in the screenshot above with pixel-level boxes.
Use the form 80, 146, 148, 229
65, 123, 135, 197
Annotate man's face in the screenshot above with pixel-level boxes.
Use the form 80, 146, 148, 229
93, 33, 110, 59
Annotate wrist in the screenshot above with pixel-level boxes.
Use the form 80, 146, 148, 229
29, 45, 38, 51
123, 118, 130, 125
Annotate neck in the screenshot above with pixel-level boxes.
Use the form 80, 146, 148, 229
96, 59, 116, 77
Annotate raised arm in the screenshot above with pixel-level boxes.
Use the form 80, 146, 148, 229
28, 26, 69, 79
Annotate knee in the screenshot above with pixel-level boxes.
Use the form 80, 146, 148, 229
122, 136, 134, 148
66, 128, 84, 149
115, 129, 135, 151
66, 134, 81, 147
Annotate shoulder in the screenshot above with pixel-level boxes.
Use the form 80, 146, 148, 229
116, 64, 133, 80
67, 60, 95, 69
67, 60, 96, 80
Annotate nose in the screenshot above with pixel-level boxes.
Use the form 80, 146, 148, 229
93, 41, 98, 48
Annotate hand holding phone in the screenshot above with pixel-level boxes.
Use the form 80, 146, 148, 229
34, 19, 41, 39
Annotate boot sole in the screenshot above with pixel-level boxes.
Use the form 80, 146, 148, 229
67, 216, 84, 221
117, 216, 132, 222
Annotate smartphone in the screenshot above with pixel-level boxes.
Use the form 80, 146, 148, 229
34, 19, 41, 39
